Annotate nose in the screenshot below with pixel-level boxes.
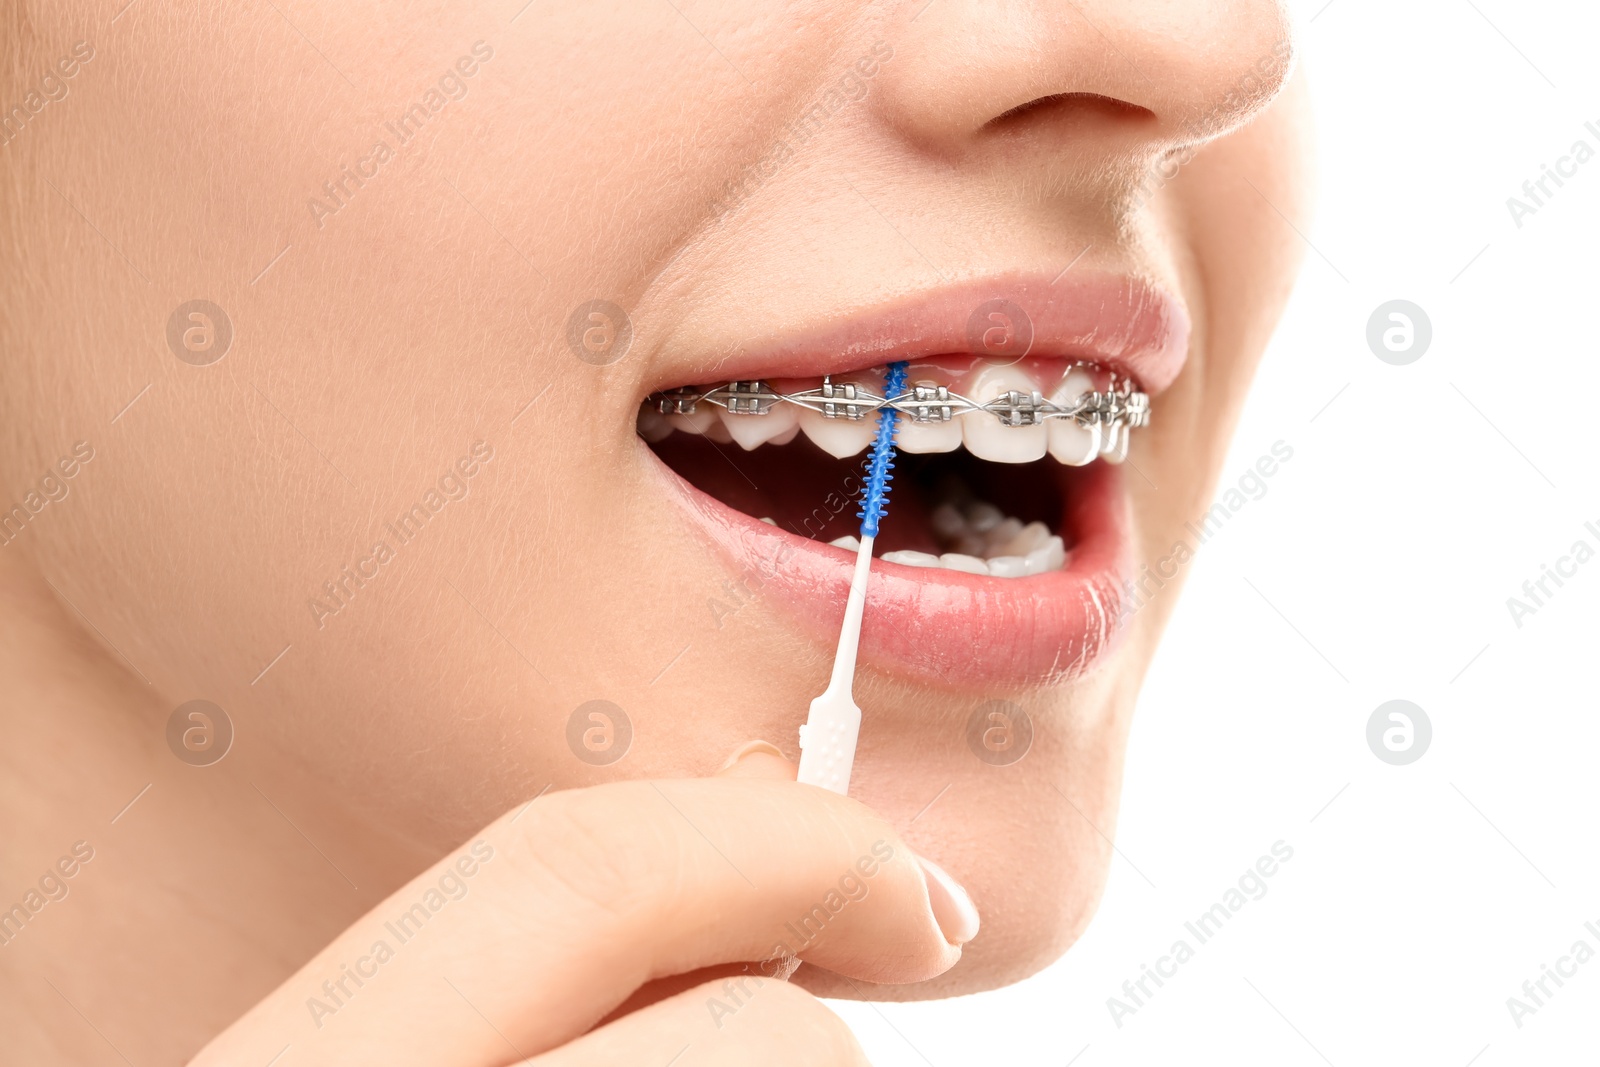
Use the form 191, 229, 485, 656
871, 0, 1294, 159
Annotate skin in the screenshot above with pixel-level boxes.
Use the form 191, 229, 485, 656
0, 0, 1311, 1062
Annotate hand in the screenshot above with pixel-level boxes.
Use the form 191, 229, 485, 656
191, 744, 979, 1065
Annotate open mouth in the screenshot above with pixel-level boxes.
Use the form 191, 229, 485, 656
634, 274, 1186, 685
640, 358, 1135, 580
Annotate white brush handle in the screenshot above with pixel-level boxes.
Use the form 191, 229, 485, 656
796, 534, 874, 795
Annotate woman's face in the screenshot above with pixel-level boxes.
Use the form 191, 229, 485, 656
8, 1, 1309, 996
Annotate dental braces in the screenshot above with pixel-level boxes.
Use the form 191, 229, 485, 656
648, 367, 1151, 431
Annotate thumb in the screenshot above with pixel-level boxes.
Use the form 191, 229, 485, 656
714, 739, 981, 950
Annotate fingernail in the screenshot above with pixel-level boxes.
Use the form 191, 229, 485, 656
718, 739, 785, 772
914, 854, 980, 946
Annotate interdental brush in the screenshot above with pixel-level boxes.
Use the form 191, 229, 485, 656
795, 360, 909, 796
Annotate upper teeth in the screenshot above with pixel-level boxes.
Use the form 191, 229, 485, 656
795, 403, 878, 459
724, 401, 799, 450
960, 365, 1049, 463
641, 363, 1145, 466
1046, 366, 1102, 465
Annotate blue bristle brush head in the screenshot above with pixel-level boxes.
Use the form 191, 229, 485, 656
857, 360, 909, 538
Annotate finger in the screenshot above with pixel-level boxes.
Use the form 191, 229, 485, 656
710, 745, 978, 990
600, 740, 799, 1023
529, 975, 869, 1067
193, 772, 973, 1067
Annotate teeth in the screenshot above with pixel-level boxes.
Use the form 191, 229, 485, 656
797, 406, 878, 458
868, 490, 1070, 578
986, 555, 1029, 578
930, 502, 966, 541
1025, 537, 1066, 574
999, 520, 1051, 557
1047, 366, 1101, 465
881, 550, 943, 568
720, 404, 799, 451
1101, 420, 1129, 464
667, 407, 718, 435
939, 553, 989, 574
802, 483, 1071, 579
759, 516, 777, 525
965, 502, 1003, 533
637, 406, 674, 442
988, 517, 1024, 550
951, 532, 990, 557
874, 533, 1068, 579
895, 380, 964, 454
896, 417, 964, 453
642, 362, 1130, 468
961, 365, 1048, 463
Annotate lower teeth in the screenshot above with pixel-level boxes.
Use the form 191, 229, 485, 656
819, 496, 1066, 579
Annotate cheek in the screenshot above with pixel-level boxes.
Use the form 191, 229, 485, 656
1123, 69, 1314, 614
1172, 68, 1315, 372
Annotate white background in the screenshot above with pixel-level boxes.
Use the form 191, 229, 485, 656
835, 1, 1600, 1062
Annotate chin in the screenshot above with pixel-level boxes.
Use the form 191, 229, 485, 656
801, 722, 1129, 1000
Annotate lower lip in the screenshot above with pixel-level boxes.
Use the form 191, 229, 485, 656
652, 447, 1134, 687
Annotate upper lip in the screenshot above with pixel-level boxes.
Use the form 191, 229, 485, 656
647, 270, 1190, 396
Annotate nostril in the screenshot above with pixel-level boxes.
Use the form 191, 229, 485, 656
880, 2, 1293, 152
988, 91, 1154, 129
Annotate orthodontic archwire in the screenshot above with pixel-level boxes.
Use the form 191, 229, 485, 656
795, 361, 909, 796
856, 360, 907, 539
647, 365, 1151, 437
